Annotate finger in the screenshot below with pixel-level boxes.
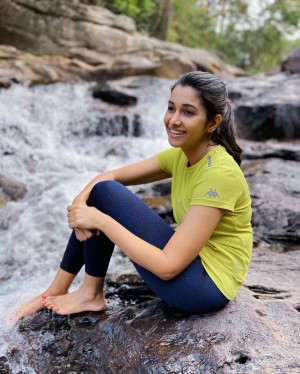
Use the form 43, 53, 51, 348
74, 228, 85, 241
68, 211, 79, 226
74, 228, 82, 240
67, 204, 79, 212
81, 229, 89, 240
68, 219, 77, 229
77, 228, 92, 241
81, 229, 92, 240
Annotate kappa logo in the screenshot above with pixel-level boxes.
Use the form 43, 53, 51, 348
204, 188, 220, 198
207, 155, 212, 167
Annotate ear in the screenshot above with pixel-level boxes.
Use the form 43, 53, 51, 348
208, 114, 222, 133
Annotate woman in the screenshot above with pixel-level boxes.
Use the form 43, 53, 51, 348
10, 71, 252, 321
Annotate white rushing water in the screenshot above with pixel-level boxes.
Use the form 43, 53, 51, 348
0, 76, 172, 369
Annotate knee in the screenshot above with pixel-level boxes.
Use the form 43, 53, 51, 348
89, 180, 121, 205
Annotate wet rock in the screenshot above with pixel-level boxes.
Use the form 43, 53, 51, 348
92, 83, 138, 106
80, 114, 141, 137
4, 246, 299, 373
240, 139, 300, 247
0, 356, 10, 374
227, 73, 300, 140
240, 140, 300, 246
0, 174, 27, 206
143, 195, 174, 225
240, 139, 300, 162
242, 157, 300, 246
137, 181, 174, 225
281, 47, 300, 74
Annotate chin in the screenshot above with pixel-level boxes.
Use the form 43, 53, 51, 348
168, 138, 182, 148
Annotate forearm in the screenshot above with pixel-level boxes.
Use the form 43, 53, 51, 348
73, 155, 170, 204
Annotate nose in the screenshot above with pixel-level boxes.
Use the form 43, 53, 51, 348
169, 112, 181, 127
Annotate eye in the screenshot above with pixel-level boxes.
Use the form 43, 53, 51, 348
167, 105, 175, 112
184, 109, 194, 116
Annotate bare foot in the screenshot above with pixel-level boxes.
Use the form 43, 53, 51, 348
8, 268, 78, 323
8, 293, 49, 324
42, 288, 106, 315
8, 290, 71, 324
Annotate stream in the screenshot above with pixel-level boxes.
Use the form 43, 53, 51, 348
0, 76, 172, 372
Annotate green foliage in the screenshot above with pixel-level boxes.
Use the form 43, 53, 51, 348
99, 0, 156, 34
168, 0, 217, 47
97, 0, 300, 73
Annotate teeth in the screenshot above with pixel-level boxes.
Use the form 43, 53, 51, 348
170, 129, 185, 135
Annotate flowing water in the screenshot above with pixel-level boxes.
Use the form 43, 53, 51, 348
0, 76, 172, 372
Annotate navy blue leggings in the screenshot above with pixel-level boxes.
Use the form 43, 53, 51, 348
60, 181, 229, 313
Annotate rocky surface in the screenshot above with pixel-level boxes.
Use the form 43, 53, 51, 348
0, 174, 27, 207
240, 139, 300, 247
1, 246, 299, 374
0, 44, 110, 86
244, 158, 300, 246
0, 0, 238, 87
226, 73, 300, 141
92, 82, 138, 106
281, 47, 300, 74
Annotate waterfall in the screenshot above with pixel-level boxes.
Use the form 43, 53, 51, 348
0, 76, 172, 367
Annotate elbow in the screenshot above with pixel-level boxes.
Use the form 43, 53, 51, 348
152, 256, 183, 281
158, 268, 180, 281
159, 273, 174, 281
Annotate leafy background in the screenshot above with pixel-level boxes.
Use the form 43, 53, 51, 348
82, 0, 300, 73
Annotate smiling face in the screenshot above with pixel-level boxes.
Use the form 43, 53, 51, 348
164, 85, 212, 153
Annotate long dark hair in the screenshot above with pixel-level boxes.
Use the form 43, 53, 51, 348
171, 71, 242, 165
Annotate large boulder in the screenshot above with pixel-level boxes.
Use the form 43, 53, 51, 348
0, 0, 236, 86
2, 246, 299, 373
281, 47, 300, 74
227, 73, 300, 140
243, 157, 300, 246
0, 45, 105, 86
235, 140, 300, 246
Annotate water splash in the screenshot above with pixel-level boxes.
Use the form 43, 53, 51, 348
0, 77, 172, 369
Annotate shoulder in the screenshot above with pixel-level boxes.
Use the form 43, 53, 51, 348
206, 146, 244, 181
157, 147, 185, 173
191, 147, 249, 209
158, 147, 182, 160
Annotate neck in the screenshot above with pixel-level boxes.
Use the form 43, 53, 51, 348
183, 141, 217, 167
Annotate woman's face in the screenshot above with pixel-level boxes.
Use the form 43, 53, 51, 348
164, 85, 211, 150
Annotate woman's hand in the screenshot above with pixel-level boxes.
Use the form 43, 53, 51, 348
67, 204, 104, 231
74, 228, 100, 242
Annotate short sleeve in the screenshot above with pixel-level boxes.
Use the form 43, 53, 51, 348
190, 167, 242, 211
157, 148, 180, 175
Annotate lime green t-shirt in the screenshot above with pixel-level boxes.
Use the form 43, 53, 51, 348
157, 145, 252, 300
